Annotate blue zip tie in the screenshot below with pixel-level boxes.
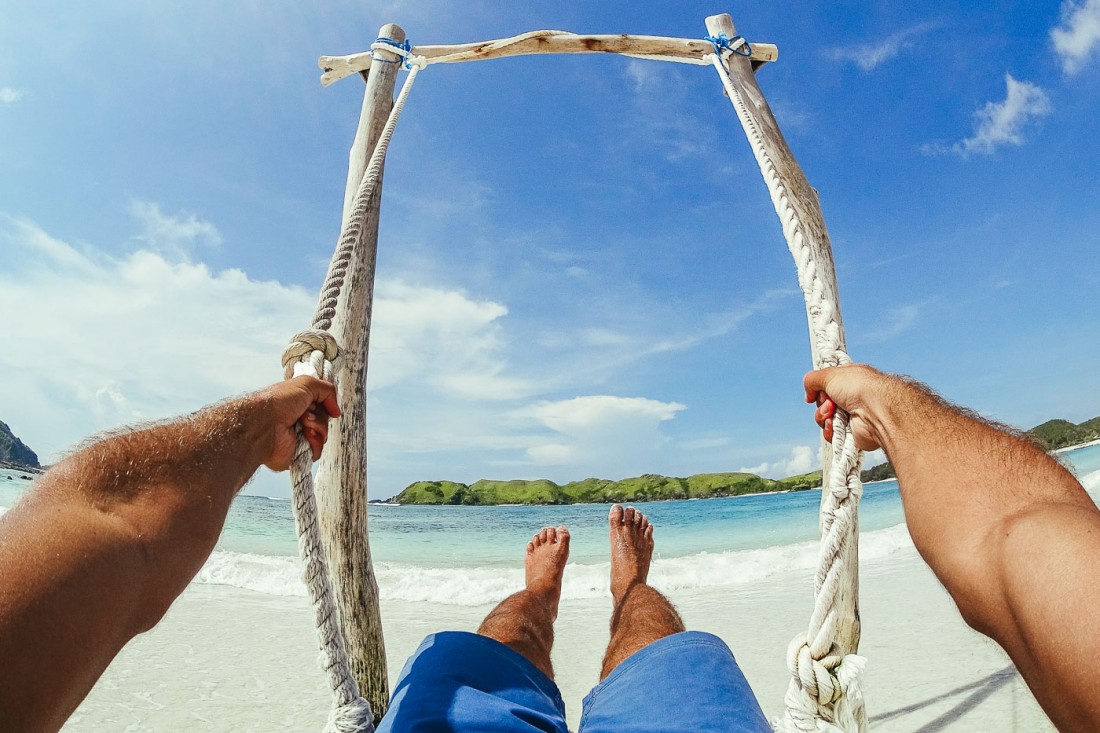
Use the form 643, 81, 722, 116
373, 36, 414, 68
704, 32, 753, 58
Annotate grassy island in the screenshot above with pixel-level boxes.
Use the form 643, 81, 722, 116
388, 412, 1100, 505
392, 470, 826, 506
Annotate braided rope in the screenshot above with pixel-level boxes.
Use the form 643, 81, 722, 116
707, 52, 867, 732
313, 62, 422, 331
282, 332, 373, 733
281, 49, 423, 733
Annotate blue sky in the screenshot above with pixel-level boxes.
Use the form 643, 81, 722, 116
1, 1, 1098, 498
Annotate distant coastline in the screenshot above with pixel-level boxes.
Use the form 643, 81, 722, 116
388, 413, 1100, 506
388, 471, 825, 507
3, 409, 1097, 505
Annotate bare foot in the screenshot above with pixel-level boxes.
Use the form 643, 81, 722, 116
525, 526, 570, 619
608, 505, 654, 602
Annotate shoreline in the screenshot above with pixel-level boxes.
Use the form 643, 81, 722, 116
1056, 436, 1100, 453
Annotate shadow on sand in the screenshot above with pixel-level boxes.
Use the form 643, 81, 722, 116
869, 665, 1019, 732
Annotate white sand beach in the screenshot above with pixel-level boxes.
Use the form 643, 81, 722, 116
64, 536, 1054, 732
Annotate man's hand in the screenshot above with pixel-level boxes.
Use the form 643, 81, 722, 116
260, 376, 341, 471
804, 363, 889, 452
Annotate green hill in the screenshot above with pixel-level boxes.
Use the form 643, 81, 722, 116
1028, 417, 1100, 450
390, 410, 1100, 506
392, 470, 803, 506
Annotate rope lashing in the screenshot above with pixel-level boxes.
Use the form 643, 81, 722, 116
705, 32, 752, 58
370, 36, 427, 70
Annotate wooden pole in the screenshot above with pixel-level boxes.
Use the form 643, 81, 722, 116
703, 12, 860, 659
313, 22, 404, 721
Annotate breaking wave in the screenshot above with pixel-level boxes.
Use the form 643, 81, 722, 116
194, 522, 916, 606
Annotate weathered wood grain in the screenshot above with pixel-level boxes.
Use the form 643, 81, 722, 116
313, 22, 403, 722
319, 31, 778, 86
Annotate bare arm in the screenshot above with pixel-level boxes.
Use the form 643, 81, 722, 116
805, 364, 1100, 732
0, 376, 339, 733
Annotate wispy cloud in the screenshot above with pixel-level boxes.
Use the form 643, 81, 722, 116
0, 87, 24, 104
518, 395, 686, 475
129, 200, 222, 260
923, 74, 1051, 158
622, 59, 716, 162
834, 23, 937, 71
864, 303, 924, 341
740, 444, 816, 478
1051, 0, 1100, 74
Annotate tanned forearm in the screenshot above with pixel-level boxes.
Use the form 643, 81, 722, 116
869, 379, 1091, 620
0, 377, 337, 733
807, 366, 1100, 731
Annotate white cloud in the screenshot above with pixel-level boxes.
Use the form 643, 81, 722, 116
864, 303, 923, 341
740, 444, 817, 479
863, 449, 888, 470
518, 395, 686, 475
1052, 0, 1100, 74
0, 87, 23, 104
926, 74, 1051, 158
129, 200, 223, 260
0, 216, 530, 473
837, 23, 936, 71
369, 280, 529, 400
0, 215, 308, 460
0, 211, 791, 496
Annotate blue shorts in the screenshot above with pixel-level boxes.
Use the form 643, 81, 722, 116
375, 630, 771, 733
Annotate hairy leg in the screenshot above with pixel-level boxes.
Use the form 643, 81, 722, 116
478, 526, 570, 680
600, 505, 685, 679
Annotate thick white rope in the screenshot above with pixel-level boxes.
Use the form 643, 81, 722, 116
707, 51, 867, 733
281, 56, 423, 733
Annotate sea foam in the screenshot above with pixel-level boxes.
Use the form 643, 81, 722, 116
193, 522, 915, 606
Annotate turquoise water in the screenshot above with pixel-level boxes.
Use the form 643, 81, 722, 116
215, 480, 908, 568
4, 442, 1099, 604
215, 440, 1100, 568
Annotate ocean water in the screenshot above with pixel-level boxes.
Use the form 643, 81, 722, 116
4, 442, 1099, 608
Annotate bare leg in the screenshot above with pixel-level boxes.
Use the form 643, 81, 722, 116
478, 526, 570, 680
600, 505, 685, 680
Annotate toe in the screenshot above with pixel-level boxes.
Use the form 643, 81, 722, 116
527, 540, 535, 553
645, 525, 654, 540
539, 528, 550, 544
633, 511, 644, 526
609, 504, 624, 523
547, 526, 558, 543
624, 507, 636, 524
557, 526, 570, 543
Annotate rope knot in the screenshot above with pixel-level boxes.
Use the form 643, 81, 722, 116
704, 32, 752, 58
786, 634, 842, 705
282, 329, 341, 381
